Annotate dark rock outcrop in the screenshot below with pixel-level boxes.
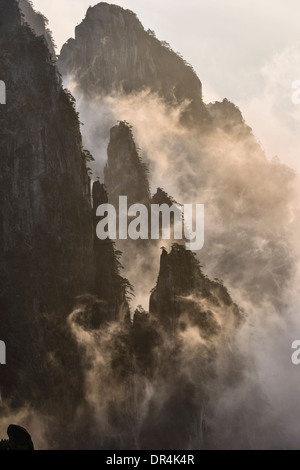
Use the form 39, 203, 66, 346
0, 1, 132, 423
150, 244, 243, 334
0, 0, 96, 403
92, 180, 132, 322
7, 424, 34, 450
58, 2, 208, 125
18, 0, 56, 57
104, 121, 151, 208
151, 187, 178, 206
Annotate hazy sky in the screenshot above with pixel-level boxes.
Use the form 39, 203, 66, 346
32, 0, 300, 172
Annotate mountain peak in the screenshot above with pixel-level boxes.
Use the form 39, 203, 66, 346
104, 121, 151, 207
58, 3, 208, 125
85, 2, 141, 24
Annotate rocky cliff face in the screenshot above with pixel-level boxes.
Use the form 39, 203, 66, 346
58, 2, 208, 125
150, 244, 243, 334
91, 180, 132, 322
104, 122, 151, 207
0, 0, 96, 406
0, 1, 136, 418
103, 122, 157, 310
18, 0, 56, 57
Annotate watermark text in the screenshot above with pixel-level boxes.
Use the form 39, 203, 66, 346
96, 196, 205, 251
0, 80, 6, 104
0, 341, 6, 365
